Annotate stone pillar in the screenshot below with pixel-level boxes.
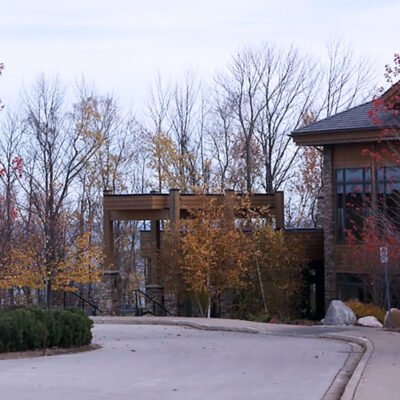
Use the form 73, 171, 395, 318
314, 193, 324, 229
101, 189, 120, 314
145, 190, 164, 315
98, 271, 120, 315
323, 145, 336, 309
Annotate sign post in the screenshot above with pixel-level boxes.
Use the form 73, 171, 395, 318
380, 246, 392, 328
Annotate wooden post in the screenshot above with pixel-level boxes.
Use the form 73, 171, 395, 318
169, 188, 180, 228
150, 218, 161, 284
274, 191, 285, 230
103, 209, 114, 270
223, 189, 235, 230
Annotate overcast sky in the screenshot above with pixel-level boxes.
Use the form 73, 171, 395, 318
1, 0, 399, 111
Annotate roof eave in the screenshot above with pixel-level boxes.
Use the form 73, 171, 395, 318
292, 128, 398, 146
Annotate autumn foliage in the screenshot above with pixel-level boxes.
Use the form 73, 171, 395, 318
344, 54, 400, 307
161, 195, 306, 319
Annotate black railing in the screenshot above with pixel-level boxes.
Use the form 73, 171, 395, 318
66, 291, 103, 315
130, 289, 172, 316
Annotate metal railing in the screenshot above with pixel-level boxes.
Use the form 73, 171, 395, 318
130, 289, 172, 316
66, 291, 103, 315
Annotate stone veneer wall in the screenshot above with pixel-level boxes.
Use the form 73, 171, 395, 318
323, 145, 336, 308
98, 271, 120, 314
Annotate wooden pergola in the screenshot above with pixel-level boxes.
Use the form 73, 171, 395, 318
102, 189, 285, 313
101, 189, 326, 315
103, 189, 285, 272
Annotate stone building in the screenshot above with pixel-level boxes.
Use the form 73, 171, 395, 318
292, 83, 400, 308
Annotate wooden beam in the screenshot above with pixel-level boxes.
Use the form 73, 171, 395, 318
110, 210, 169, 221
274, 192, 285, 229
168, 189, 180, 226
103, 209, 114, 270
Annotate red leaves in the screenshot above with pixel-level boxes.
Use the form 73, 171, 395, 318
361, 148, 370, 157
12, 157, 23, 177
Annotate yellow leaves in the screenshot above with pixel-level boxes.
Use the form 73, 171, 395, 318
146, 130, 197, 191
164, 196, 252, 299
0, 231, 102, 292
53, 231, 102, 291
0, 242, 44, 290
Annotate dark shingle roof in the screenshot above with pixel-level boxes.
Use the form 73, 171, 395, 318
292, 101, 400, 135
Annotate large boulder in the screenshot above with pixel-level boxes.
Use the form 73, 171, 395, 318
357, 316, 383, 328
384, 308, 400, 329
323, 300, 356, 326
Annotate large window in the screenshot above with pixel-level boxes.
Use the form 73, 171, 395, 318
336, 166, 400, 241
336, 168, 371, 242
377, 166, 400, 228
336, 273, 367, 302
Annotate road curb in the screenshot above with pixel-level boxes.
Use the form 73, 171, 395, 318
321, 334, 373, 400
93, 316, 260, 334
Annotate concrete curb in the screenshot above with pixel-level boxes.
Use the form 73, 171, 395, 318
93, 316, 260, 334
322, 334, 373, 400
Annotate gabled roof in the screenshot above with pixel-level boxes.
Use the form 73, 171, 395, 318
293, 101, 377, 135
292, 84, 400, 146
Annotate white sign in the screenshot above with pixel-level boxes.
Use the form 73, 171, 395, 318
380, 246, 389, 264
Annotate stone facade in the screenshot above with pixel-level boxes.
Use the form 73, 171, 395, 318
98, 271, 120, 314
322, 146, 336, 308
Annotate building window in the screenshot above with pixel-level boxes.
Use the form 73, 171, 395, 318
336, 168, 372, 242
377, 166, 400, 228
336, 273, 367, 302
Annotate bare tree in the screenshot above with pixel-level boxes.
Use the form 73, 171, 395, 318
208, 93, 237, 192
0, 113, 25, 304
318, 39, 375, 118
216, 44, 319, 193
21, 76, 103, 308
216, 47, 267, 192
287, 41, 376, 227
0, 62, 4, 111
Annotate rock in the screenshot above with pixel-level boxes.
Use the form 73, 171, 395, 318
323, 300, 356, 326
357, 316, 383, 328
384, 308, 400, 329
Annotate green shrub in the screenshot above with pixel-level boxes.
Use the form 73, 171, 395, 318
346, 300, 386, 323
0, 308, 93, 353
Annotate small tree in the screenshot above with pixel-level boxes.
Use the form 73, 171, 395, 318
241, 224, 307, 320
162, 196, 252, 317
346, 216, 400, 307
161, 193, 307, 319
344, 54, 400, 306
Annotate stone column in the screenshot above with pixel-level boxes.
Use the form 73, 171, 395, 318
98, 271, 120, 315
145, 190, 164, 315
101, 189, 120, 314
315, 193, 324, 229
322, 145, 336, 309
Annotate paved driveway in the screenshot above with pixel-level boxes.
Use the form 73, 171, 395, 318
0, 324, 350, 400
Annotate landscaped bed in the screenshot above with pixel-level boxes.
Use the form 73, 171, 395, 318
0, 308, 93, 353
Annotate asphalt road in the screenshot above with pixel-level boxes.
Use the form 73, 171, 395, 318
0, 324, 350, 400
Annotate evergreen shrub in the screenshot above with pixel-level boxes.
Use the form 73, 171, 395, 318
0, 308, 93, 353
